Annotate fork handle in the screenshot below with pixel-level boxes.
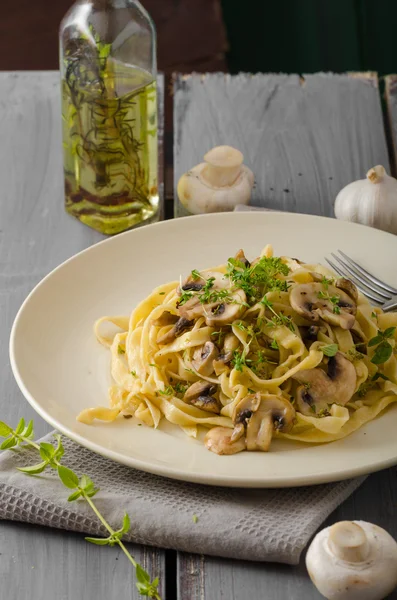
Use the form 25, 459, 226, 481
382, 296, 397, 312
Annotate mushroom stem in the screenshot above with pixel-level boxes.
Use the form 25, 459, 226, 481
328, 521, 370, 563
366, 165, 386, 184
201, 145, 244, 187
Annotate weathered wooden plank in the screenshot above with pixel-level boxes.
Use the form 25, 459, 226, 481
0, 71, 166, 600
173, 72, 389, 217
177, 469, 397, 600
384, 75, 397, 176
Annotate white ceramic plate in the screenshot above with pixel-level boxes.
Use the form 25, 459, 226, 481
10, 212, 397, 487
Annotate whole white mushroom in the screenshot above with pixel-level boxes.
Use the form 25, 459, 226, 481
177, 145, 254, 214
306, 521, 397, 600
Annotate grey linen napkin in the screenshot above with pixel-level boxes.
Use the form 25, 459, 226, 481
0, 432, 364, 564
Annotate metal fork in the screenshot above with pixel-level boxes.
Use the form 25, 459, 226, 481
325, 250, 397, 312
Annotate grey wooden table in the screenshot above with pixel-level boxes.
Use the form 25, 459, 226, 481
1, 70, 397, 600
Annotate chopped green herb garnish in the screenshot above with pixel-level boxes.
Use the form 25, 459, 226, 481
130, 370, 137, 378
191, 269, 202, 281
372, 372, 390, 382
231, 349, 249, 372
158, 292, 165, 295
247, 388, 256, 394
321, 276, 334, 289
321, 343, 338, 357
118, 345, 125, 355
371, 311, 377, 319
174, 382, 188, 395
192, 514, 198, 523
158, 386, 173, 396
347, 348, 364, 361
261, 296, 294, 331
148, 363, 158, 368
270, 340, 279, 350
226, 255, 290, 302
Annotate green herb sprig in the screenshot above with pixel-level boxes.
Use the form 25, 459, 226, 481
368, 327, 396, 365
317, 291, 341, 314
0, 419, 161, 599
227, 256, 290, 302
321, 344, 338, 357
260, 297, 295, 332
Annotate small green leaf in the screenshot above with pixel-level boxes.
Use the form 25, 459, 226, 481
67, 490, 83, 502
152, 577, 159, 587
368, 334, 383, 347
121, 513, 131, 534
15, 418, 25, 435
85, 536, 110, 546
1, 437, 17, 450
192, 514, 198, 523
384, 326, 396, 339
39, 442, 55, 461
17, 461, 48, 474
79, 474, 94, 490
57, 465, 79, 489
135, 563, 150, 584
85, 488, 99, 498
23, 420, 34, 438
118, 345, 125, 355
0, 422, 12, 437
371, 341, 393, 365
321, 344, 338, 357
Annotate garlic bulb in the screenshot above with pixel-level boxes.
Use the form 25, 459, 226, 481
334, 165, 397, 235
177, 145, 254, 214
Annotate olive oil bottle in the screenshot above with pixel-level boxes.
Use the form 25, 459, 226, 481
60, 0, 158, 235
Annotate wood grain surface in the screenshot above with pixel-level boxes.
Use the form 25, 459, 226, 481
0, 71, 166, 600
173, 72, 390, 217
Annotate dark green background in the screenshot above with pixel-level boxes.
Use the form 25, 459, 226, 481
221, 0, 397, 75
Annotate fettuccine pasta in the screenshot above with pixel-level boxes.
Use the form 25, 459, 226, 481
77, 246, 397, 455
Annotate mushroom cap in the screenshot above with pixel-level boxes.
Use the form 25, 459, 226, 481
177, 162, 254, 214
190, 395, 221, 413
204, 289, 247, 327
292, 352, 356, 415
289, 282, 357, 330
204, 426, 246, 455
306, 520, 397, 600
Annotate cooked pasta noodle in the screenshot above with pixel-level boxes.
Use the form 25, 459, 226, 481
77, 246, 397, 455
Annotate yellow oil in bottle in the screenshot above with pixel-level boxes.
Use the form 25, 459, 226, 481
62, 61, 158, 235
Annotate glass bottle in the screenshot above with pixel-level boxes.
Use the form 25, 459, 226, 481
59, 0, 158, 235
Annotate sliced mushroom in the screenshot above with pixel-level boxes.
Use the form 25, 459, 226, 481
157, 317, 193, 345
190, 395, 221, 413
204, 426, 247, 455
192, 341, 219, 376
184, 380, 220, 413
178, 270, 227, 295
204, 289, 247, 327
335, 277, 358, 303
246, 396, 295, 451
289, 282, 357, 330
234, 249, 250, 268
301, 325, 320, 341
153, 311, 179, 327
232, 393, 295, 451
233, 392, 261, 426
292, 351, 357, 415
213, 332, 240, 374
184, 381, 217, 402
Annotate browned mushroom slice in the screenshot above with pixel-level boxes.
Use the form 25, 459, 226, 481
289, 282, 356, 330
184, 381, 217, 402
153, 311, 179, 327
204, 427, 247, 455
184, 381, 220, 413
157, 317, 193, 345
213, 332, 240, 374
192, 342, 219, 376
335, 277, 359, 303
234, 249, 250, 268
292, 352, 357, 416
